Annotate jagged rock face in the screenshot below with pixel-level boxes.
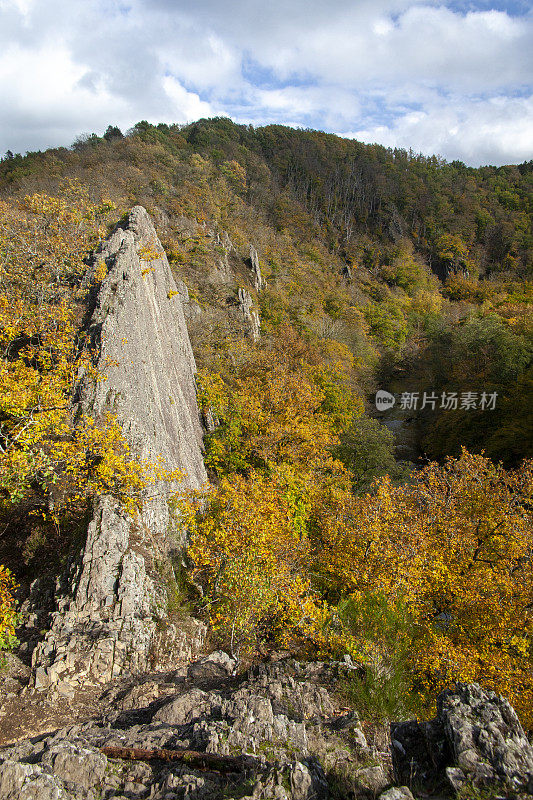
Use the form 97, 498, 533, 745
237, 287, 261, 341
441, 683, 533, 792
392, 683, 533, 796
249, 245, 265, 292
83, 205, 206, 489
4, 652, 531, 799
0, 659, 375, 800
30, 207, 207, 693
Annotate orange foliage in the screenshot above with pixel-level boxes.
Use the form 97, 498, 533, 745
317, 450, 533, 722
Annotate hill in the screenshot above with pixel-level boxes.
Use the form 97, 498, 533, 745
2, 118, 531, 463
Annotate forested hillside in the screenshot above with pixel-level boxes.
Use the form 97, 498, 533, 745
2, 118, 531, 461
0, 119, 532, 727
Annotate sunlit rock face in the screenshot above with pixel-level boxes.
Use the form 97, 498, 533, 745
31, 207, 207, 692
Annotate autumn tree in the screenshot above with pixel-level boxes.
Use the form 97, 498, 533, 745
184, 473, 327, 657
0, 565, 17, 652
317, 450, 533, 723
0, 184, 162, 521
186, 333, 364, 656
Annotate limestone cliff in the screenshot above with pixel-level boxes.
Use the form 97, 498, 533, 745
31, 207, 207, 695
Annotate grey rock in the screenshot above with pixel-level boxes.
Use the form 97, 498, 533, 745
392, 682, 533, 795
207, 229, 234, 286
41, 742, 107, 790
120, 680, 161, 710
379, 788, 415, 800
355, 765, 389, 795
153, 688, 213, 725
0, 761, 64, 800
249, 245, 264, 292
30, 207, 207, 688
215, 230, 234, 253
289, 762, 314, 800
440, 683, 533, 792
33, 666, 51, 692
0, 762, 35, 798
446, 766, 467, 792
237, 287, 260, 341
290, 759, 328, 800
0, 658, 374, 799
55, 680, 75, 700
187, 650, 237, 680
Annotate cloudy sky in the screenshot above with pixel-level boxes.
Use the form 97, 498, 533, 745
0, 0, 531, 166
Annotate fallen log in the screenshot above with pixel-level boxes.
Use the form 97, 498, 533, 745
100, 745, 258, 773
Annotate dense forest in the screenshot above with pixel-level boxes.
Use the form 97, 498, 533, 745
0, 119, 532, 725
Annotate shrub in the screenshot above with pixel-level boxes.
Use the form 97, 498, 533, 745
0, 565, 18, 653
337, 594, 424, 720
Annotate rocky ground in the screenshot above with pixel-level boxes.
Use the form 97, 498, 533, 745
1, 650, 533, 800
0, 652, 391, 800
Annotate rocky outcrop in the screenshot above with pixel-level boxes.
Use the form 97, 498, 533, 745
0, 658, 380, 800
237, 287, 261, 341
392, 683, 533, 796
215, 229, 234, 254
249, 245, 265, 292
4, 655, 532, 799
30, 207, 207, 693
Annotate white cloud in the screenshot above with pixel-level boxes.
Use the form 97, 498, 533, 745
0, 40, 131, 152
0, 0, 531, 165
160, 34, 241, 93
162, 76, 214, 122
349, 93, 533, 165
252, 85, 360, 126
264, 5, 531, 90
0, 0, 34, 15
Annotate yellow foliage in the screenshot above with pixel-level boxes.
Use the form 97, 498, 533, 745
0, 186, 167, 521
0, 564, 18, 651
188, 393, 533, 722
219, 160, 247, 191
93, 260, 108, 284
139, 243, 161, 262
185, 473, 339, 658
198, 343, 362, 477
186, 343, 364, 658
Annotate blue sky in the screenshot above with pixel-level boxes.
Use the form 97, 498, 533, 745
0, 0, 531, 165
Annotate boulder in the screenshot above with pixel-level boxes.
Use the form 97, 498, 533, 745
379, 788, 415, 800
355, 765, 389, 795
187, 650, 238, 681
153, 688, 213, 725
41, 742, 107, 791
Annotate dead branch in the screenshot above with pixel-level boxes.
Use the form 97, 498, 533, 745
100, 746, 258, 773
